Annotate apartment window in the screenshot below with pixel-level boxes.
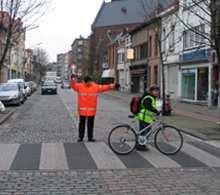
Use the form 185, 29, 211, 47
169, 25, 175, 51
183, 0, 193, 8
117, 52, 125, 64
135, 46, 141, 60
148, 36, 152, 57
140, 43, 148, 60
162, 29, 166, 52
183, 25, 205, 49
154, 34, 159, 56
154, 66, 158, 84
148, 66, 151, 85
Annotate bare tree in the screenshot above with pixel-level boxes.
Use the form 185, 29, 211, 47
32, 47, 49, 82
0, 0, 50, 82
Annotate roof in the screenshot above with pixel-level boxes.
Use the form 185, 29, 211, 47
92, 0, 175, 28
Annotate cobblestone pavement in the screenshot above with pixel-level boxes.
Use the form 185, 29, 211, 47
0, 88, 220, 194
0, 168, 220, 194
0, 90, 77, 143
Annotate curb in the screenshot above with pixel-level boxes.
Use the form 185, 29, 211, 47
0, 111, 14, 125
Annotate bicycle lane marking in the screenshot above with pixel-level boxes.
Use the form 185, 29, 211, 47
137, 145, 181, 168
0, 144, 20, 170
85, 142, 126, 169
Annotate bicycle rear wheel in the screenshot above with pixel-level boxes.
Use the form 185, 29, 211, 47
154, 125, 183, 155
108, 125, 137, 155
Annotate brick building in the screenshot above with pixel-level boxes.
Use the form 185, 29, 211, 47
90, 0, 150, 79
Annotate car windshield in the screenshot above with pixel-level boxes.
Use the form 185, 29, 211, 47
0, 84, 18, 91
43, 81, 55, 86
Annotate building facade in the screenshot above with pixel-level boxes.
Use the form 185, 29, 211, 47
57, 53, 68, 79
90, 0, 152, 79
0, 12, 25, 83
71, 36, 90, 77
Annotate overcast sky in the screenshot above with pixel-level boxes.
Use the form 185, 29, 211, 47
26, 0, 103, 62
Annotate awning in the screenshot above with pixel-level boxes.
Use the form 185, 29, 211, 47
102, 69, 115, 78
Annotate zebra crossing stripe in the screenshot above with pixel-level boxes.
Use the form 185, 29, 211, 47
205, 141, 220, 149
85, 142, 126, 169
180, 143, 220, 167
0, 144, 19, 170
40, 143, 68, 170
138, 145, 181, 168
10, 144, 41, 170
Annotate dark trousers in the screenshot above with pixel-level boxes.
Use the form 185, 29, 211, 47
79, 116, 95, 140
139, 121, 150, 136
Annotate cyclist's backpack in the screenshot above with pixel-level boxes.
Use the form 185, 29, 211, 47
130, 96, 141, 114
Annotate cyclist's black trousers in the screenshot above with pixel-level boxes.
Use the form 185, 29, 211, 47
79, 116, 95, 140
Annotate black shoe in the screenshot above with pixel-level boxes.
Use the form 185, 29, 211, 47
88, 138, 96, 142
136, 145, 149, 151
77, 138, 83, 142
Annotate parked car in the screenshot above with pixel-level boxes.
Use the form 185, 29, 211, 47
0, 100, 6, 112
41, 80, 57, 95
0, 83, 24, 106
8, 79, 28, 100
30, 81, 37, 92
61, 80, 70, 89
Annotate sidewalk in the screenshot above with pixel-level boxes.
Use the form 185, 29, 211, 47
106, 90, 220, 140
0, 108, 14, 125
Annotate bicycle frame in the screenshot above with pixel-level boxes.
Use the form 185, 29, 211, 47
131, 117, 165, 144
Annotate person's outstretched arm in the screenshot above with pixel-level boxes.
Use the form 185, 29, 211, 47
97, 83, 116, 93
70, 75, 80, 92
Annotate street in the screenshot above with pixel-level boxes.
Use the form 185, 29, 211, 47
0, 88, 220, 194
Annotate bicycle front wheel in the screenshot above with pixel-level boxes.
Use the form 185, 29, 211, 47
108, 125, 137, 155
154, 125, 183, 155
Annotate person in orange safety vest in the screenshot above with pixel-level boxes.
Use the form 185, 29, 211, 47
70, 75, 117, 142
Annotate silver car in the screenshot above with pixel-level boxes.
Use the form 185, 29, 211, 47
0, 83, 24, 106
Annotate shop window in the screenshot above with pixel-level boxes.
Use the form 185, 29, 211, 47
197, 67, 208, 101
181, 69, 196, 100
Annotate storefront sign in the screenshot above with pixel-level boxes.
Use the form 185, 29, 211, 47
180, 49, 211, 63
127, 48, 134, 60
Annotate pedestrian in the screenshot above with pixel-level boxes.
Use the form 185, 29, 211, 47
70, 75, 117, 142
136, 85, 161, 150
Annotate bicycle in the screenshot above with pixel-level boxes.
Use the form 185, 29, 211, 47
108, 115, 184, 155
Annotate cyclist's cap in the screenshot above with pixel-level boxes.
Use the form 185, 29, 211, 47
149, 85, 160, 91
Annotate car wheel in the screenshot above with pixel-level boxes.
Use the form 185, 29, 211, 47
16, 100, 21, 106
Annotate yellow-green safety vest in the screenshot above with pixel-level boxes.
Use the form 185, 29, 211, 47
137, 95, 157, 123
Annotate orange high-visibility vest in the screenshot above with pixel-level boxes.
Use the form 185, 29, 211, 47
70, 79, 114, 116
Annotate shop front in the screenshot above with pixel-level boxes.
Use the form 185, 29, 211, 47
180, 65, 210, 103
130, 65, 146, 93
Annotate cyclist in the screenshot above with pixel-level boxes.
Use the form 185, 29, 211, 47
136, 85, 161, 151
